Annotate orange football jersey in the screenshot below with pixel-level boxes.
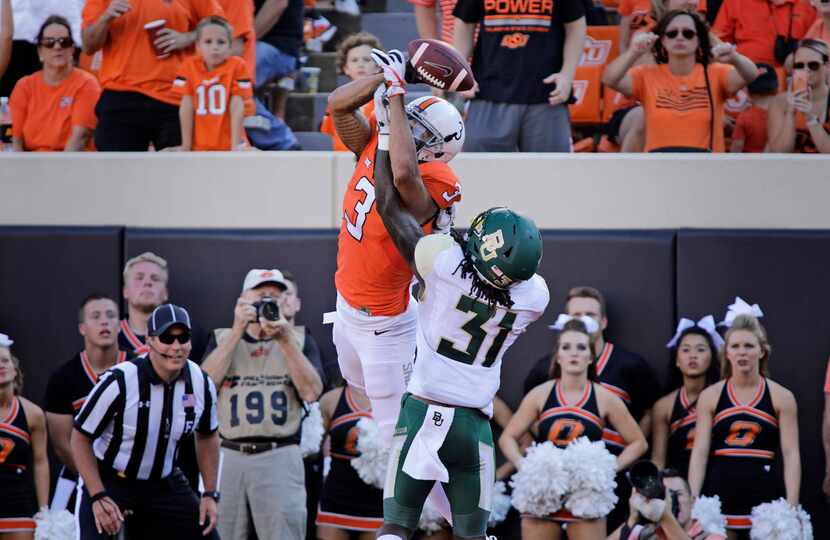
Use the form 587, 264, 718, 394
335, 116, 462, 316
174, 55, 253, 150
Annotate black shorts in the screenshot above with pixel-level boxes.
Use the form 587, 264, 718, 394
77, 467, 219, 540
604, 105, 638, 145
94, 90, 181, 151
0, 468, 37, 532
702, 456, 783, 530
316, 458, 383, 531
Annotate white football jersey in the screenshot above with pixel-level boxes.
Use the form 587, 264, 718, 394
408, 236, 549, 415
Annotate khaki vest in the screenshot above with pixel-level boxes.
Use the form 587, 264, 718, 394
216, 327, 306, 441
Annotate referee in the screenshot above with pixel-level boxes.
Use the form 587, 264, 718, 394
70, 304, 221, 539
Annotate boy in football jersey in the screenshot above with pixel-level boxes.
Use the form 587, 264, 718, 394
174, 16, 252, 151
328, 49, 465, 445
370, 86, 550, 540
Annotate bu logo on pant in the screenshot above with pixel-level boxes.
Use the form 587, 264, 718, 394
432, 411, 444, 426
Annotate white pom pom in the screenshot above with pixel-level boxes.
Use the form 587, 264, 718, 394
561, 437, 618, 519
488, 480, 511, 527
750, 499, 804, 540
691, 495, 727, 537
300, 402, 325, 457
510, 442, 569, 516
350, 417, 390, 489
797, 505, 813, 540
34, 508, 75, 540
418, 499, 447, 534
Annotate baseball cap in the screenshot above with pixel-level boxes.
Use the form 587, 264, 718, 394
242, 269, 288, 292
148, 304, 192, 336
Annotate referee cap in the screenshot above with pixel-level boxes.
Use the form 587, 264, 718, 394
242, 269, 288, 292
148, 304, 192, 336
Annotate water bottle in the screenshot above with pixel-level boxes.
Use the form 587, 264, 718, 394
0, 97, 12, 152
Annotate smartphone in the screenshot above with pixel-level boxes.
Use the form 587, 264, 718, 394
792, 70, 810, 98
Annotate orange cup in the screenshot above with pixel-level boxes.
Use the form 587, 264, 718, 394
144, 19, 169, 58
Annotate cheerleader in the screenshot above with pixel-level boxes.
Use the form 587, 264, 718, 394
316, 384, 383, 540
500, 319, 647, 540
651, 317, 722, 478
0, 335, 49, 540
688, 313, 800, 539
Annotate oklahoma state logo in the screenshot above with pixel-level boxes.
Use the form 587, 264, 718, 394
725, 89, 750, 114
580, 36, 612, 66
501, 33, 529, 49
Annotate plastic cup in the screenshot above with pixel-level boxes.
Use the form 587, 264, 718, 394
301, 67, 321, 94
144, 19, 169, 59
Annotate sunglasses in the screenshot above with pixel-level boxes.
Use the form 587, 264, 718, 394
158, 332, 191, 345
665, 28, 697, 40
794, 61, 823, 71
39, 37, 74, 49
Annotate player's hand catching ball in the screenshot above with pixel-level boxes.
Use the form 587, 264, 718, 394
371, 48, 407, 98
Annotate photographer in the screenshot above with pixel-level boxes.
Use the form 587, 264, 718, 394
201, 268, 323, 540
608, 465, 725, 540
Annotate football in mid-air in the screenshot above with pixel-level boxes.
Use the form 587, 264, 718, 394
407, 39, 475, 92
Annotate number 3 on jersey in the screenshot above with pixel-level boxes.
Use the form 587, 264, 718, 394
344, 176, 376, 241
437, 294, 516, 366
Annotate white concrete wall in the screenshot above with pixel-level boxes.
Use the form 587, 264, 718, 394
1, 152, 828, 228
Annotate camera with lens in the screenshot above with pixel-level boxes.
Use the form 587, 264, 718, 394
252, 297, 281, 322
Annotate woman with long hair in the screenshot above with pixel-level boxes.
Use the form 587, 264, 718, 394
767, 38, 830, 153
603, 9, 757, 152
500, 319, 647, 540
688, 315, 800, 539
8, 16, 100, 151
0, 335, 50, 540
651, 317, 722, 479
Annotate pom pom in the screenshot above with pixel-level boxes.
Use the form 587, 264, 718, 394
418, 499, 448, 534
691, 495, 727, 538
34, 508, 75, 540
351, 417, 390, 489
750, 498, 812, 540
797, 506, 813, 540
488, 480, 511, 527
561, 437, 618, 519
300, 402, 325, 457
510, 442, 569, 516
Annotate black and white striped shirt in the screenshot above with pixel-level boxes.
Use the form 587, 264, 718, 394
74, 356, 218, 481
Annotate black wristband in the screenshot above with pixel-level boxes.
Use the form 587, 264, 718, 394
89, 491, 108, 504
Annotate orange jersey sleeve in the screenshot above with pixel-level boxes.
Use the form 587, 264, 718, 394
174, 56, 251, 150
419, 161, 461, 209
10, 69, 101, 151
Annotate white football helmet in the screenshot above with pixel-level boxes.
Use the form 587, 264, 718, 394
405, 96, 465, 163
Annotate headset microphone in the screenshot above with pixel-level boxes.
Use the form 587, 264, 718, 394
149, 343, 177, 360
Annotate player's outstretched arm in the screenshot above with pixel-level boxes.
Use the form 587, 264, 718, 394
387, 94, 438, 223
375, 139, 424, 279
327, 73, 384, 155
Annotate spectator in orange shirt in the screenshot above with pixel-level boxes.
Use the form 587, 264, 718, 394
603, 10, 758, 152
0, 0, 11, 80
81, 0, 224, 151
219, 0, 255, 80
805, 0, 830, 47
730, 62, 779, 151
9, 16, 101, 151
320, 32, 380, 152
767, 38, 830, 151
174, 16, 253, 151
712, 0, 816, 66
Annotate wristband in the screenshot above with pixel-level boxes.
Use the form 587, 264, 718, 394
807, 115, 820, 127
89, 491, 108, 504
377, 133, 390, 151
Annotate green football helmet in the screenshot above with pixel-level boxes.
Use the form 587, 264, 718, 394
465, 207, 543, 289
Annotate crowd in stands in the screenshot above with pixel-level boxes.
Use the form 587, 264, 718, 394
0, 0, 829, 153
